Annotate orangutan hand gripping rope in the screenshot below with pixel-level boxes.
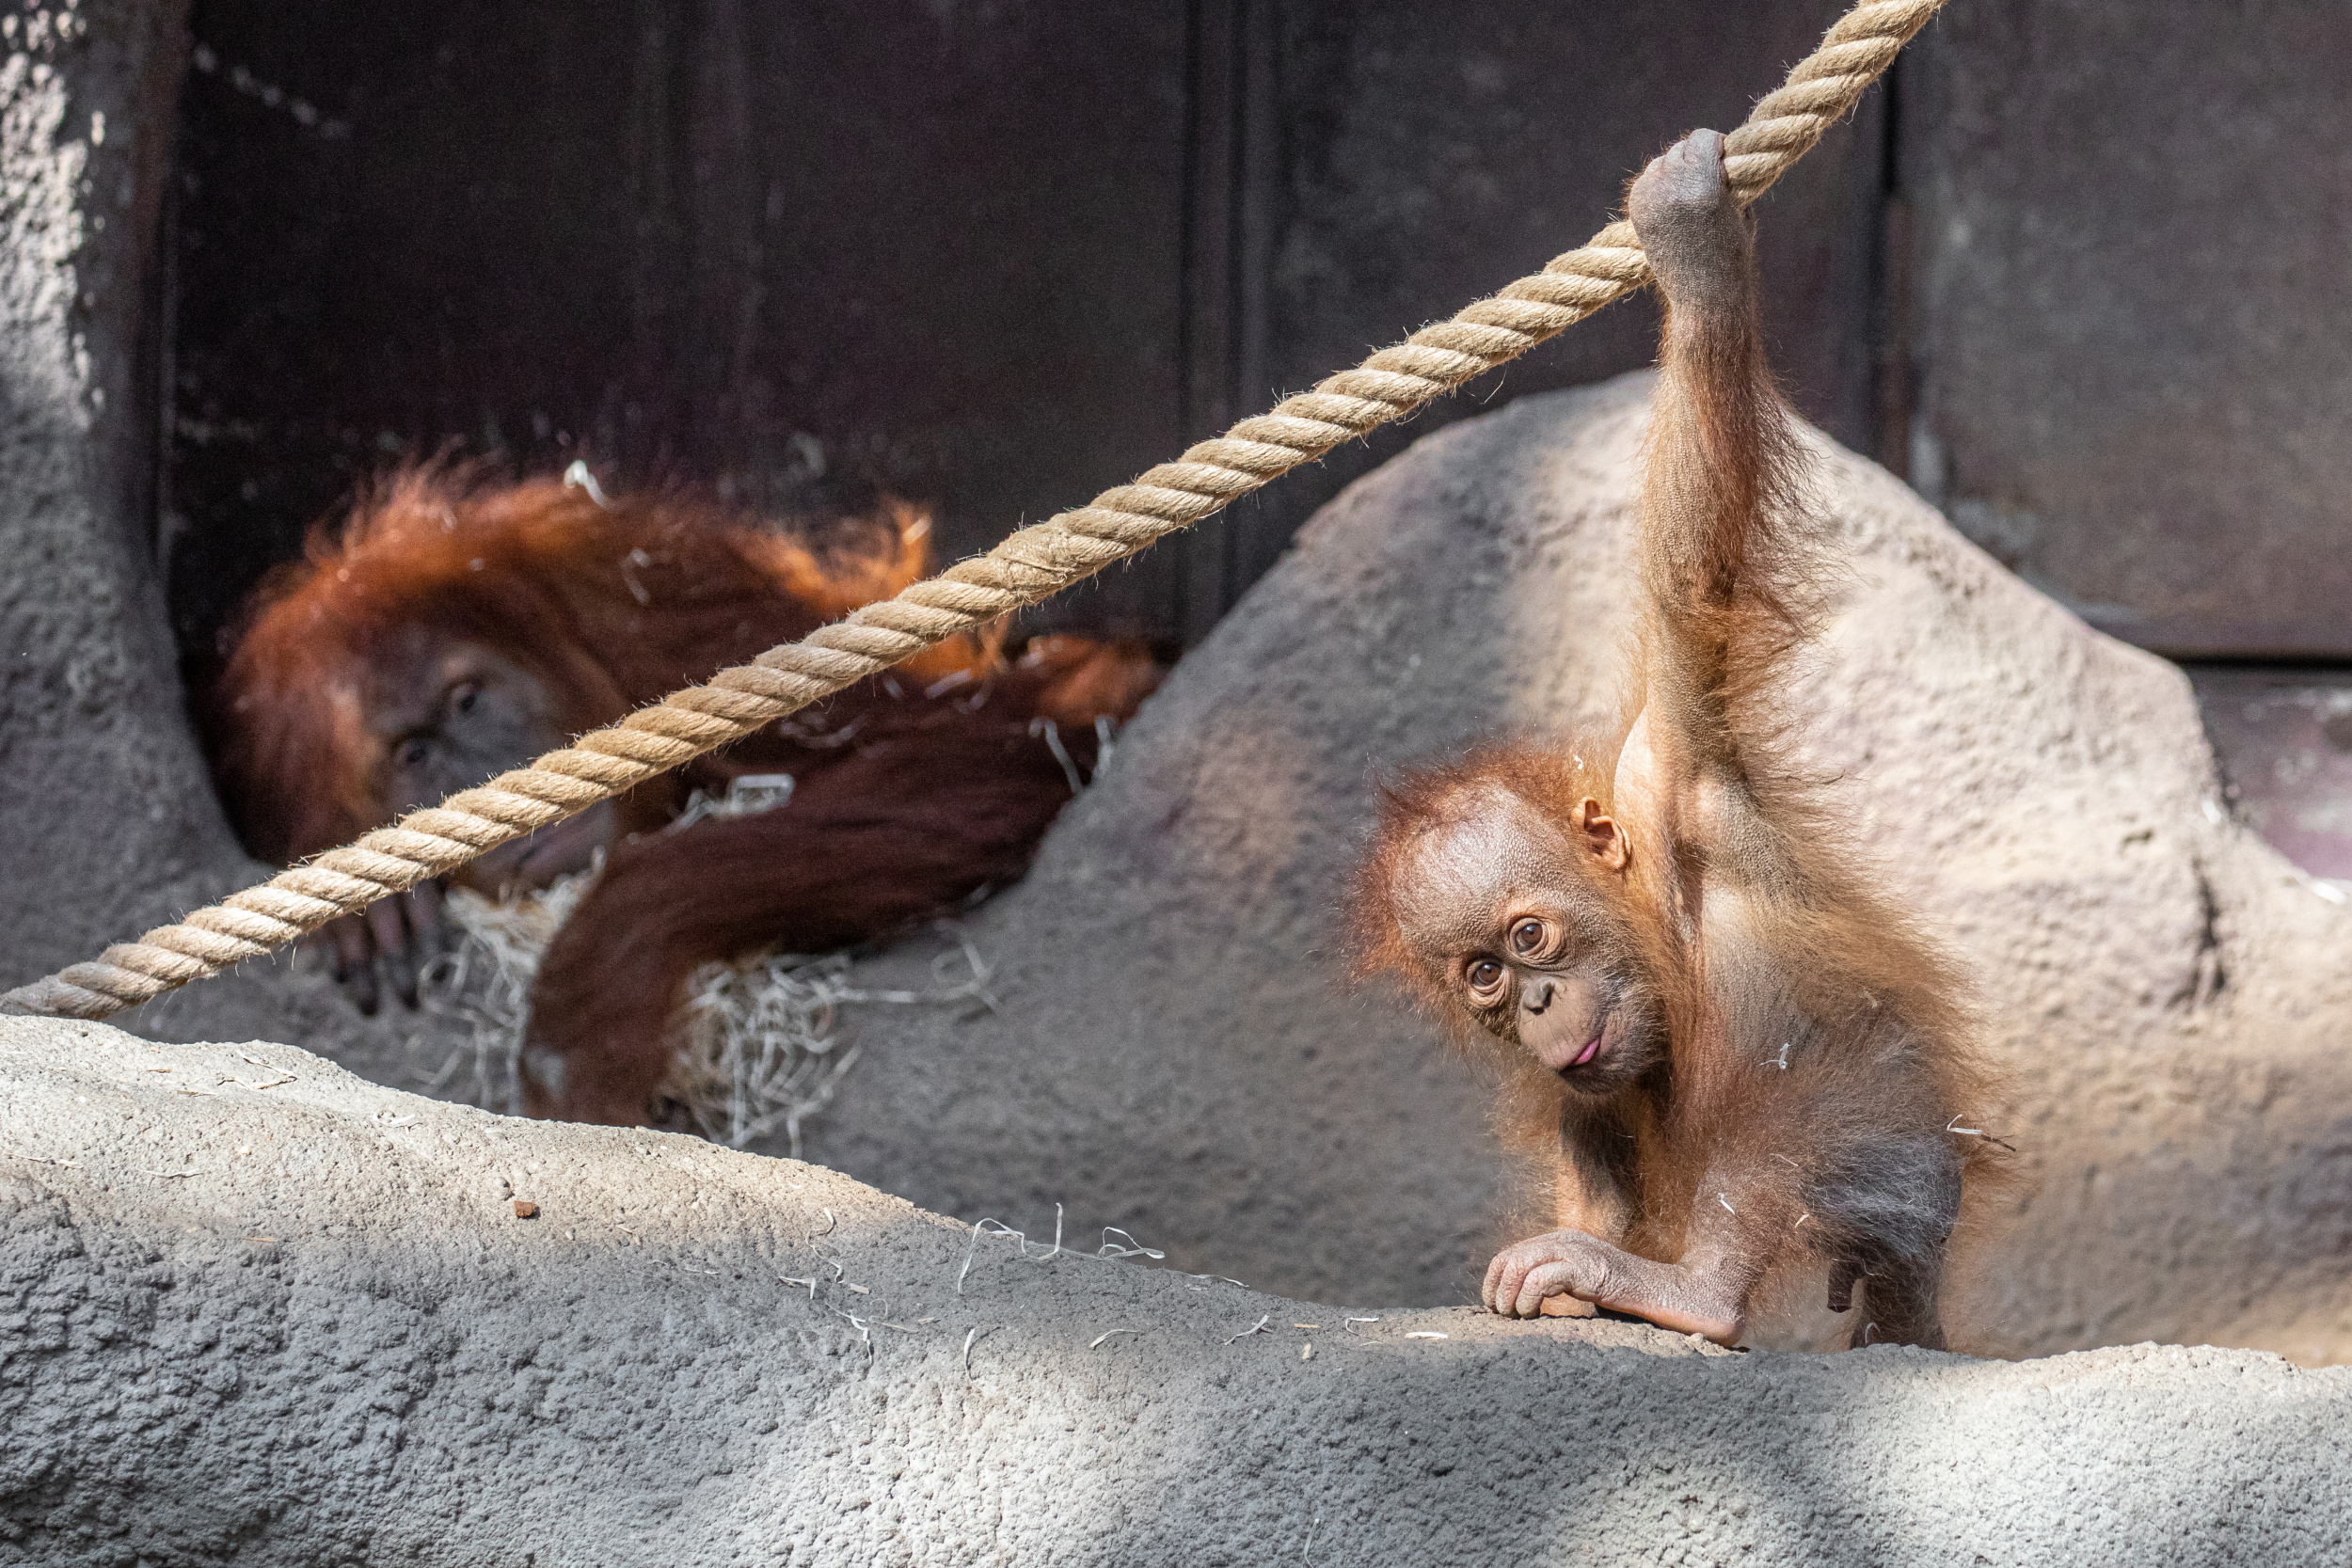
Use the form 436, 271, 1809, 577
1351, 129, 1994, 1350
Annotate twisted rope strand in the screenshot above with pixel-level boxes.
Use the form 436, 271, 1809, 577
2, 0, 1943, 1022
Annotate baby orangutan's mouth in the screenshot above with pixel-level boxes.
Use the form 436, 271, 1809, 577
1568, 1033, 1604, 1069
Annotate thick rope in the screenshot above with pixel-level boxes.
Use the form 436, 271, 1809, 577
2, 0, 1943, 1023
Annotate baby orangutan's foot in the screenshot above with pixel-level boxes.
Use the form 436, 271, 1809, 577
1628, 128, 1751, 312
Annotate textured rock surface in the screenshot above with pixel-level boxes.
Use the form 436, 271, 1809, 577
6, 1014, 2349, 1567
0, 0, 445, 1069
0, 0, 233, 992
790, 374, 2352, 1361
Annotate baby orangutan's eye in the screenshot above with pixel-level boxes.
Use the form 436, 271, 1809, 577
1466, 958, 1504, 995
1509, 918, 1546, 956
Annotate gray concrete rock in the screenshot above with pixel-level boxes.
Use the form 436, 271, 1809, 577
0, 0, 456, 1076
793, 374, 2352, 1361
0, 0, 236, 992
5, 1014, 2348, 1567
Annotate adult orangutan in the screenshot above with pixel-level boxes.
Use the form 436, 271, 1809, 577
1350, 130, 1994, 1349
208, 466, 1161, 1124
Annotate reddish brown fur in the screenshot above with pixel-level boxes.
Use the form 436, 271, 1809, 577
207, 464, 1163, 1125
1350, 133, 1996, 1348
213, 466, 985, 863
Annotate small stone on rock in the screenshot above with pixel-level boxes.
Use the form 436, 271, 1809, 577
513, 1199, 539, 1219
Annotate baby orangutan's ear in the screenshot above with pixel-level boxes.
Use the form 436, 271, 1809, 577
1569, 797, 1629, 872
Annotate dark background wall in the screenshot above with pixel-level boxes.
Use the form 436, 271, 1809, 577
161, 0, 2352, 876
161, 0, 1881, 655
1902, 0, 2352, 659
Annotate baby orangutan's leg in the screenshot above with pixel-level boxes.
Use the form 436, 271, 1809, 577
1843, 1254, 1948, 1351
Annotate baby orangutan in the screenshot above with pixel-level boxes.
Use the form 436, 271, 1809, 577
1352, 130, 1993, 1349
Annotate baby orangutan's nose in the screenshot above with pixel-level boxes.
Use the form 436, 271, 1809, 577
1517, 976, 1597, 1074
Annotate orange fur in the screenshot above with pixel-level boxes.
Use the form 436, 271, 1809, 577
211, 464, 989, 863
1350, 140, 2000, 1349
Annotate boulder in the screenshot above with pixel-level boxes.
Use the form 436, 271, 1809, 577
5, 1013, 2346, 1566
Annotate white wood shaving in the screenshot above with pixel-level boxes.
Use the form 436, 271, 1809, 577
415, 864, 993, 1152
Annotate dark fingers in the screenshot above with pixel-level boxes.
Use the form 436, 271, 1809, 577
367, 895, 419, 1009
326, 913, 380, 1016
406, 879, 449, 968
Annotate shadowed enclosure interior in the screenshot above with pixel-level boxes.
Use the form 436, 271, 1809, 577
164, 0, 2352, 880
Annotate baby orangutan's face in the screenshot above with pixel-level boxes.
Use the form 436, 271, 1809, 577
1389, 784, 1659, 1096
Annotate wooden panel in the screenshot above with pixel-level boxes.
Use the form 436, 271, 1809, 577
1907, 0, 2352, 657
167, 0, 1194, 657
1188, 0, 1889, 606
167, 2, 1888, 658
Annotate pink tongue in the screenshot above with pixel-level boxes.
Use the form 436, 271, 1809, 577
1572, 1035, 1601, 1068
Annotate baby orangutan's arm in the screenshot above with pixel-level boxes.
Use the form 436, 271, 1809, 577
1483, 1227, 1756, 1345
1486, 1146, 1792, 1345
1627, 127, 1810, 793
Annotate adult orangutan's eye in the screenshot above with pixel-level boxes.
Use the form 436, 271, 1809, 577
1510, 919, 1546, 956
395, 734, 433, 768
449, 681, 481, 717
